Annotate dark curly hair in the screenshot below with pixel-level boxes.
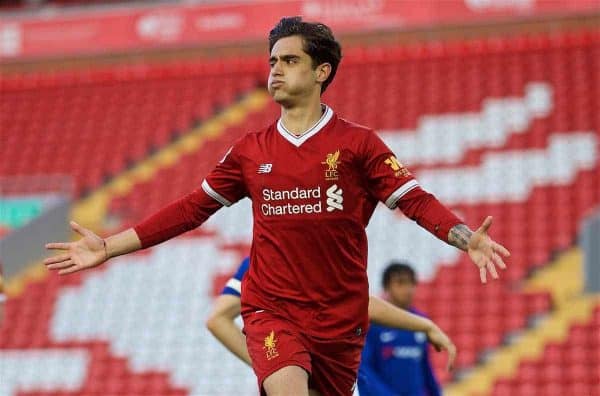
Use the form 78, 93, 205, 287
382, 261, 417, 289
269, 16, 342, 93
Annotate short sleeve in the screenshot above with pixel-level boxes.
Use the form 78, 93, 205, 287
221, 257, 250, 297
361, 130, 420, 209
202, 142, 248, 207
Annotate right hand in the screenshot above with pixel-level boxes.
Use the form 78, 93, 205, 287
426, 324, 457, 372
44, 221, 108, 275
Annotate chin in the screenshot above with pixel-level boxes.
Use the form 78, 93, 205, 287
272, 92, 293, 107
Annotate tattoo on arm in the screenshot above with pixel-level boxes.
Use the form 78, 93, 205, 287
448, 224, 473, 251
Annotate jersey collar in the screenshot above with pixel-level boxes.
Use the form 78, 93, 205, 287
276, 105, 334, 147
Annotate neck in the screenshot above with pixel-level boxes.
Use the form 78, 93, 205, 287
280, 99, 324, 136
390, 299, 410, 310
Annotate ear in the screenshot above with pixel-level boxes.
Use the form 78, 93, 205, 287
315, 62, 332, 84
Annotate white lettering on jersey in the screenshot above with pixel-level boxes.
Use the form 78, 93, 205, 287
261, 201, 322, 216
258, 164, 273, 174
393, 346, 422, 359
326, 184, 343, 212
414, 331, 427, 343
258, 185, 344, 216
380, 331, 396, 343
262, 187, 321, 201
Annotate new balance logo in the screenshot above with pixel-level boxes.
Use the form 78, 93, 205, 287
258, 164, 273, 174
326, 184, 343, 212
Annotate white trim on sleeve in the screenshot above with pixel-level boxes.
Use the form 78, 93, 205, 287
202, 180, 232, 207
225, 278, 242, 294
385, 180, 420, 209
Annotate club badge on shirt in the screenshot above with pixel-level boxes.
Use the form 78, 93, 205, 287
385, 155, 411, 178
263, 330, 279, 360
322, 149, 341, 181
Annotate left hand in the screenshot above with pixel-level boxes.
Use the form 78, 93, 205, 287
468, 216, 510, 283
426, 325, 456, 371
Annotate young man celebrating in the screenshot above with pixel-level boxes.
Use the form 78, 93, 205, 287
359, 262, 442, 396
45, 17, 509, 396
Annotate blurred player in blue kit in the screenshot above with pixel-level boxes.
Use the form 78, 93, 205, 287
358, 262, 441, 396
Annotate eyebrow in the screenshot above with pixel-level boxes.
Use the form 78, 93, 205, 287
269, 54, 301, 63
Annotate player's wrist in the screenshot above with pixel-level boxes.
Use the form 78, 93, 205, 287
102, 238, 110, 260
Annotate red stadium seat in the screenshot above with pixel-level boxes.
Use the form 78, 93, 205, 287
0, 62, 263, 196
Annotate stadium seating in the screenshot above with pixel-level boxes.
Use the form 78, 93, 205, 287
0, 61, 263, 197
1, 28, 599, 395
490, 305, 600, 396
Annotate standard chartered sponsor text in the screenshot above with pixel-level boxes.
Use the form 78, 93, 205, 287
261, 186, 322, 216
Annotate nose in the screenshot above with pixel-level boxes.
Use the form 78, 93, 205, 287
271, 60, 283, 76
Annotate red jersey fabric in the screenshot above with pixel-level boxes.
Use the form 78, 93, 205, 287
135, 105, 462, 338
201, 105, 459, 338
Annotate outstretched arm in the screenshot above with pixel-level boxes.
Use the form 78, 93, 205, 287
369, 295, 456, 371
397, 188, 510, 283
44, 222, 141, 275
359, 131, 510, 283
45, 188, 222, 275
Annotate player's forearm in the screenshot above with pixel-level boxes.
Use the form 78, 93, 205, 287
396, 188, 462, 243
368, 295, 434, 333
134, 188, 222, 248
447, 223, 474, 252
104, 228, 142, 259
206, 316, 252, 366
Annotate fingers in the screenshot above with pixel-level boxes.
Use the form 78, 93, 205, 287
43, 253, 71, 265
446, 344, 457, 372
486, 260, 499, 280
492, 252, 507, 271
477, 216, 493, 234
492, 241, 511, 258
472, 239, 509, 283
58, 264, 83, 275
45, 242, 71, 250
475, 256, 487, 283
479, 255, 509, 284
70, 221, 91, 238
46, 260, 74, 270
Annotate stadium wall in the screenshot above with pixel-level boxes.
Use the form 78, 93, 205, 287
582, 208, 600, 293
0, 199, 70, 278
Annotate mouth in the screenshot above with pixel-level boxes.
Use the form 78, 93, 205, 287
270, 81, 284, 88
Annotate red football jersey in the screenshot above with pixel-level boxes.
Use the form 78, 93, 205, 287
202, 106, 421, 338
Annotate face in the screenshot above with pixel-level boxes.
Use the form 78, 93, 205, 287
385, 273, 416, 309
268, 35, 330, 106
